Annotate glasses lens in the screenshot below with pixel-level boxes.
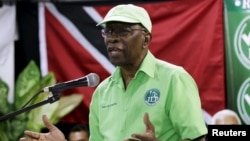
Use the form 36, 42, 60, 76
101, 26, 145, 38
101, 29, 106, 38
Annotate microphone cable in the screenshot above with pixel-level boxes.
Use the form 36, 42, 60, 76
21, 89, 44, 109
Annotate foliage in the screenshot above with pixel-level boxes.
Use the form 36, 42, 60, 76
0, 60, 83, 141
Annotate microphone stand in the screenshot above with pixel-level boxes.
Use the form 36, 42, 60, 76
0, 92, 60, 122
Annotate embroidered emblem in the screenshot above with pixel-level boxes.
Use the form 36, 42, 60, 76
102, 103, 117, 108
144, 89, 160, 106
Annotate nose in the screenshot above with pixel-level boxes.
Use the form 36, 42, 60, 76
105, 34, 121, 43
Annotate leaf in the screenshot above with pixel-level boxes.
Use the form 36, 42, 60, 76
38, 72, 56, 93
26, 94, 59, 132
15, 60, 41, 109
0, 78, 10, 115
0, 121, 9, 141
8, 114, 27, 141
26, 73, 57, 132
50, 94, 83, 124
0, 60, 84, 139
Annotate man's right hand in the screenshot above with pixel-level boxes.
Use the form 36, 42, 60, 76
19, 114, 66, 141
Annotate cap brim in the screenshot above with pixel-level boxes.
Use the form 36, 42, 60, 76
96, 16, 140, 26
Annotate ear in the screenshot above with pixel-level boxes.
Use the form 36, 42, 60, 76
143, 33, 152, 47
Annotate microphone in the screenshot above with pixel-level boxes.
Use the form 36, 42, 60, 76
42, 73, 100, 93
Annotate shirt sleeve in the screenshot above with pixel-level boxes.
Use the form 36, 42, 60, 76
168, 70, 208, 140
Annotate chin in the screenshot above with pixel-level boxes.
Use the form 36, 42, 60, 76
111, 61, 123, 67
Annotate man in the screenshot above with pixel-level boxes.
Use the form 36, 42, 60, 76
211, 109, 242, 125
68, 124, 89, 141
19, 4, 207, 141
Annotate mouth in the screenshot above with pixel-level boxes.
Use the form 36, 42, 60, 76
108, 46, 122, 52
108, 47, 123, 56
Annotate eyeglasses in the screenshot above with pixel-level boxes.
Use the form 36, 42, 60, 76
101, 28, 146, 38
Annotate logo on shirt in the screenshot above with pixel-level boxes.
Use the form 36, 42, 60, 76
144, 89, 160, 106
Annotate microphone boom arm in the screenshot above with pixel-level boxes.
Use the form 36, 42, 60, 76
0, 92, 60, 121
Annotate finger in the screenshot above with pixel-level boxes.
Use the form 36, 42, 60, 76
19, 138, 28, 141
129, 137, 141, 141
19, 138, 35, 141
23, 130, 40, 139
143, 112, 155, 132
42, 114, 56, 131
131, 133, 144, 140
124, 138, 141, 141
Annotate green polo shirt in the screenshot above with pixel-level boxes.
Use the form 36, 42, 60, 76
89, 51, 207, 141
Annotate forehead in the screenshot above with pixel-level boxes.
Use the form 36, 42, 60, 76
215, 115, 240, 125
69, 131, 89, 140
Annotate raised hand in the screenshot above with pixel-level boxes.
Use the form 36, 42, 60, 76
19, 115, 66, 141
124, 112, 159, 141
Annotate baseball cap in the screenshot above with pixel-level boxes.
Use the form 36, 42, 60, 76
96, 4, 152, 33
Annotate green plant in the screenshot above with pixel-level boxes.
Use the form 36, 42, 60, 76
0, 60, 83, 141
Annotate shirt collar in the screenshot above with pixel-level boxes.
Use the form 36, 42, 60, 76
111, 51, 156, 82
138, 51, 155, 78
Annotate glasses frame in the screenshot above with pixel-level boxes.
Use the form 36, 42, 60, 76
101, 28, 147, 38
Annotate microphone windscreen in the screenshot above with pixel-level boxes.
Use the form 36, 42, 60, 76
87, 73, 100, 87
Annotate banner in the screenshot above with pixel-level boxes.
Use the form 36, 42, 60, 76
224, 0, 250, 124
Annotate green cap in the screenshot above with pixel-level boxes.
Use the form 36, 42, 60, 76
96, 4, 152, 33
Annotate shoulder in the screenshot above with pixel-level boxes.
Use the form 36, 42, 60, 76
95, 75, 111, 90
155, 59, 193, 79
